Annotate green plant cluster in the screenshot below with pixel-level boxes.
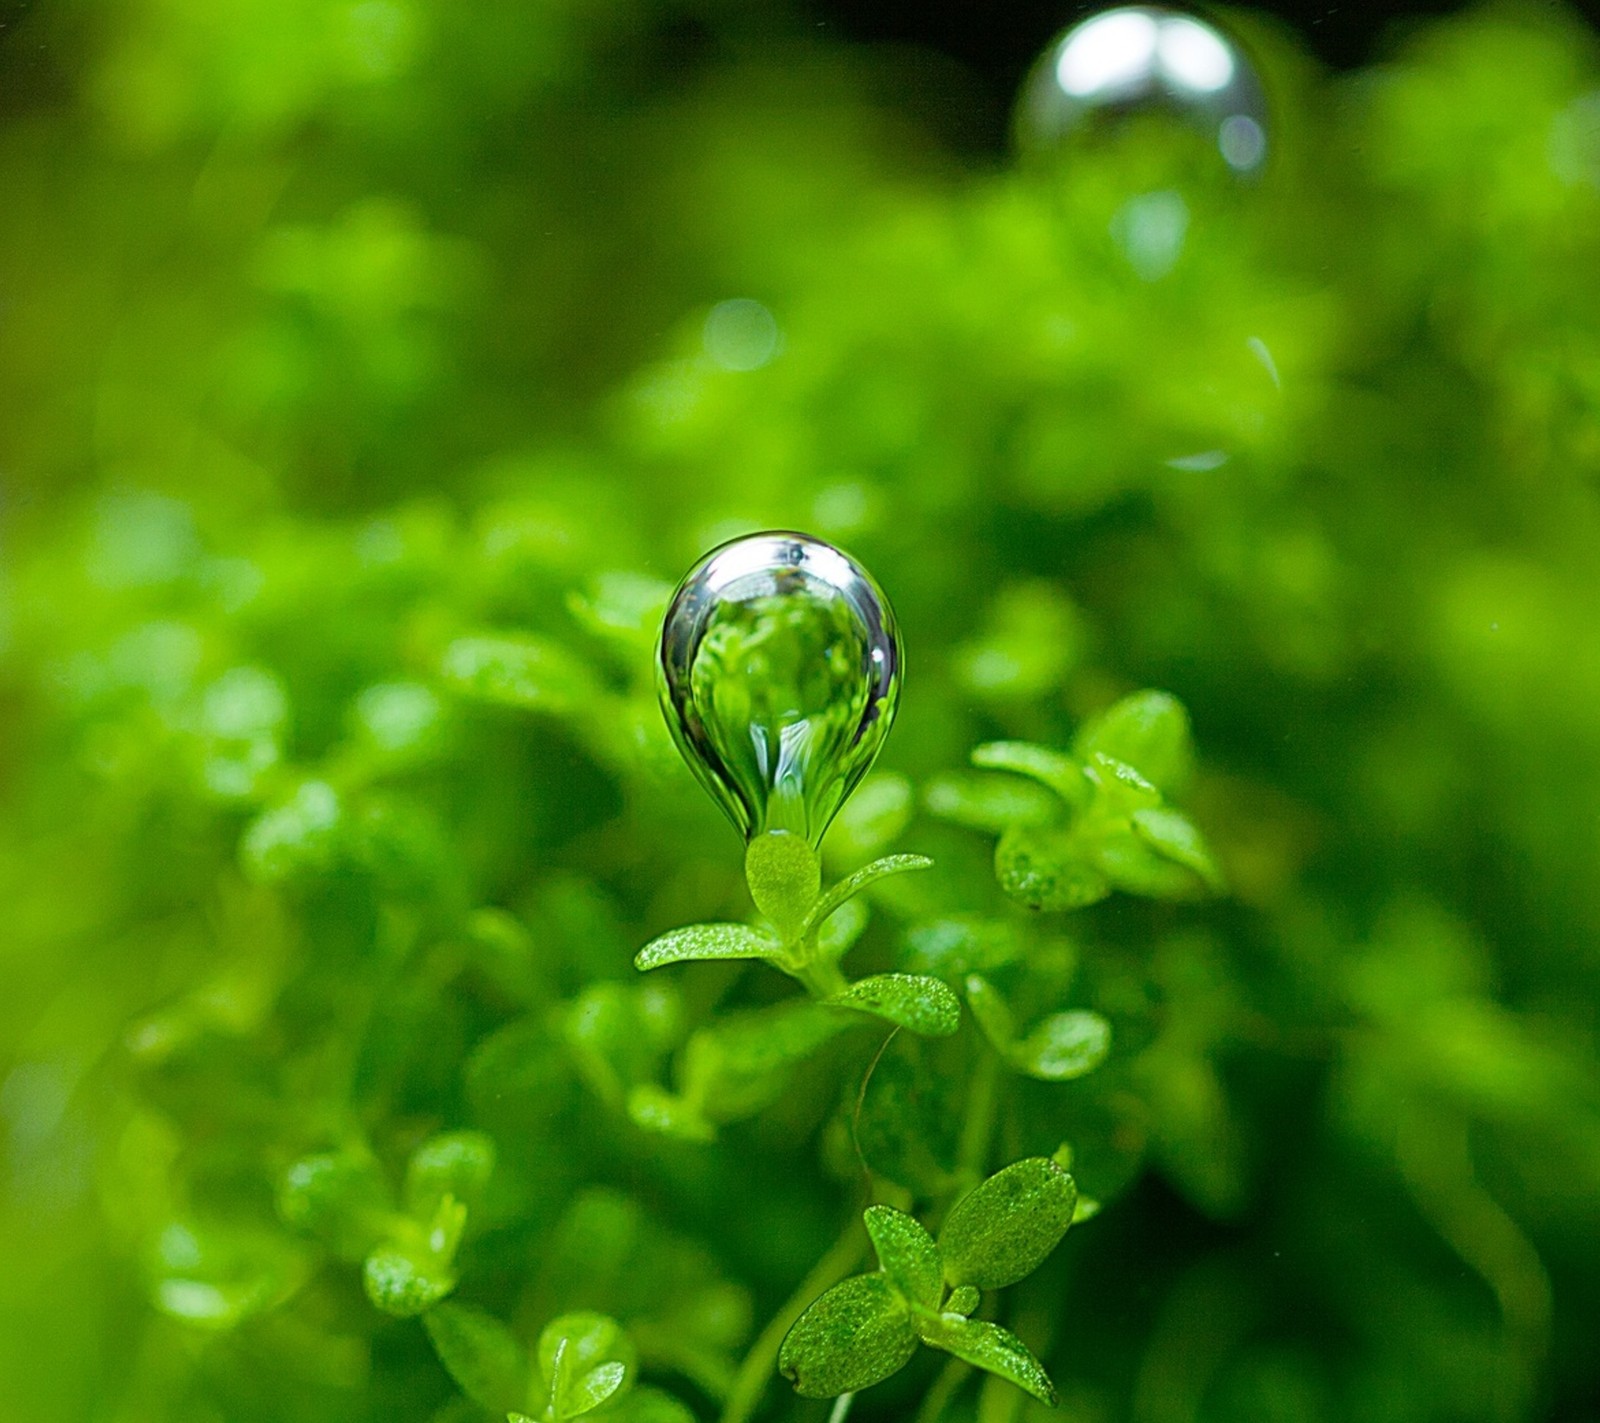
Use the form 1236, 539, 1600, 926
2, 2, 1600, 1422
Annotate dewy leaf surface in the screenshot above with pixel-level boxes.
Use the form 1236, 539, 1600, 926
1013, 1009, 1112, 1081
634, 923, 782, 972
827, 973, 961, 1037
939, 1157, 1078, 1290
919, 1314, 1058, 1406
778, 1273, 919, 1398
802, 854, 934, 935
863, 1205, 943, 1308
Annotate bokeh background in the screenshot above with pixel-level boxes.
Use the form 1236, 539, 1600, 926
4, 1, 1600, 1421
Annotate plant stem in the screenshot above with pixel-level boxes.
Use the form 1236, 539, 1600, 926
956, 1049, 1001, 1190
719, 1216, 868, 1423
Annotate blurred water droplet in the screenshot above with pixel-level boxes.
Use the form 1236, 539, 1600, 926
1015, 6, 1268, 176
659, 532, 902, 846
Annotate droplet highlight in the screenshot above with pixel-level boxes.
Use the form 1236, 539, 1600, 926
658, 532, 902, 847
1015, 6, 1269, 176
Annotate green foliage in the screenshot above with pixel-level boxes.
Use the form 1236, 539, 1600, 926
778, 1160, 1075, 1402
4, 3, 1600, 1422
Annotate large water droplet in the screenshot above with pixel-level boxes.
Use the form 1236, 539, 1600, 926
1015, 7, 1268, 176
658, 532, 902, 847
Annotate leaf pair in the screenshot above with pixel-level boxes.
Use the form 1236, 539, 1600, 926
426, 1305, 696, 1423
778, 1158, 1079, 1405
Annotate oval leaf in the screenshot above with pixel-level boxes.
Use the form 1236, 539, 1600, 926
802, 855, 934, 937
1073, 690, 1192, 795
863, 1205, 943, 1308
995, 825, 1110, 912
828, 973, 960, 1037
938, 1157, 1077, 1290
919, 1315, 1057, 1407
635, 923, 782, 972
1131, 807, 1224, 891
423, 1302, 527, 1413
1014, 1010, 1111, 1082
778, 1273, 919, 1398
971, 742, 1089, 808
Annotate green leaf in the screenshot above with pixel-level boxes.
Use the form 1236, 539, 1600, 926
276, 1151, 390, 1258
1131, 807, 1224, 891
923, 772, 1061, 833
919, 1315, 1057, 1407
938, 1157, 1078, 1290
815, 896, 870, 962
863, 1205, 943, 1308
971, 742, 1090, 808
994, 825, 1111, 912
561, 1361, 627, 1419
634, 923, 782, 972
1074, 690, 1193, 795
679, 1001, 850, 1123
901, 917, 1029, 978
745, 831, 822, 940
778, 1273, 920, 1398
439, 633, 597, 712
963, 975, 1017, 1051
405, 1131, 496, 1219
945, 1286, 979, 1317
626, 1084, 717, 1142
538, 1313, 635, 1420
801, 854, 934, 937
1013, 1010, 1112, 1081
854, 1033, 961, 1196
827, 973, 961, 1037
567, 981, 683, 1104
1082, 754, 1162, 814
363, 1244, 456, 1317
424, 1303, 528, 1413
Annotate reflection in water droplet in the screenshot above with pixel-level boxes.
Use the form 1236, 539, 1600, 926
659, 532, 902, 847
1015, 6, 1268, 176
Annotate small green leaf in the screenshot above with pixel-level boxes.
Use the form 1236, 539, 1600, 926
561, 1361, 627, 1419
828, 974, 961, 1037
919, 1316, 1057, 1407
995, 826, 1110, 912
971, 742, 1090, 808
635, 923, 782, 972
363, 1244, 456, 1317
424, 1303, 528, 1412
406, 1131, 496, 1219
815, 897, 870, 962
939, 1157, 1078, 1290
1082, 753, 1162, 813
945, 1286, 979, 1316
778, 1273, 919, 1398
440, 633, 597, 712
963, 975, 1017, 1051
923, 772, 1060, 833
902, 917, 1029, 978
745, 831, 822, 940
863, 1205, 943, 1308
1131, 807, 1224, 891
802, 855, 934, 937
276, 1151, 390, 1258
539, 1314, 635, 1420
1013, 1010, 1112, 1081
679, 1001, 850, 1123
1074, 690, 1192, 795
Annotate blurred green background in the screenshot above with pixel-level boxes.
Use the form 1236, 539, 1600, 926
3, 1, 1600, 1420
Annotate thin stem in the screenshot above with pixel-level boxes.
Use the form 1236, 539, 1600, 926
826, 1393, 857, 1423
956, 1049, 1002, 1190
719, 1216, 868, 1423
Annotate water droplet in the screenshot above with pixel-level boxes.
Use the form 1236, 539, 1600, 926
659, 532, 902, 847
1015, 7, 1268, 177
